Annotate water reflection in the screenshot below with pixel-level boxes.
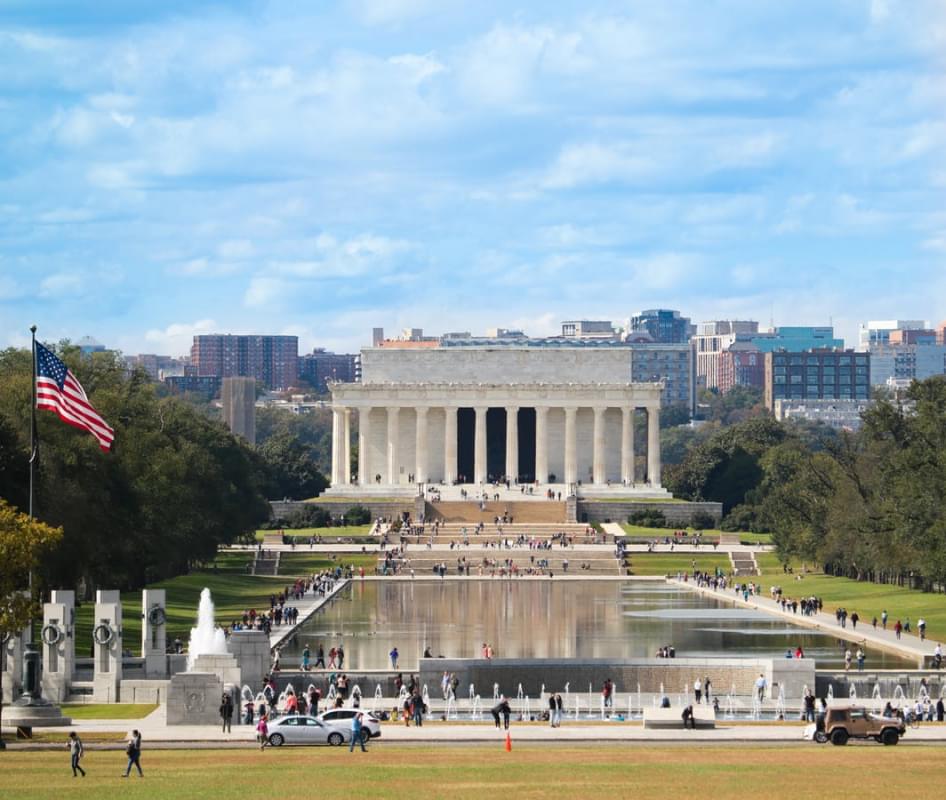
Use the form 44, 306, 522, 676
277, 581, 912, 671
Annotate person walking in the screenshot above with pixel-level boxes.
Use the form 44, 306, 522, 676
256, 714, 269, 750
548, 694, 557, 727
220, 692, 234, 733
555, 693, 564, 727
895, 620, 903, 640
122, 730, 143, 778
301, 644, 311, 671
390, 646, 399, 670
703, 677, 712, 703
315, 642, 325, 669
68, 732, 86, 778
881, 610, 888, 629
755, 674, 767, 702
694, 678, 702, 704
349, 711, 368, 753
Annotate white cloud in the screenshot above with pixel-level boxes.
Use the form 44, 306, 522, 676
217, 239, 256, 259
349, 0, 449, 26
40, 273, 83, 297
143, 319, 217, 353
541, 142, 655, 189
243, 276, 286, 308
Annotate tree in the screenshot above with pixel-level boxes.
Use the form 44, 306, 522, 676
698, 385, 766, 425
0, 500, 63, 741
257, 434, 328, 500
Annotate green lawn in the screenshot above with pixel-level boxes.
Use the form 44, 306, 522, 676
255, 525, 373, 541
61, 704, 158, 720
73, 556, 287, 657
279, 552, 378, 575
627, 553, 732, 576
2, 745, 945, 800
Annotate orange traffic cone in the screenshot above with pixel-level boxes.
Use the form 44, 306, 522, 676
505, 731, 512, 752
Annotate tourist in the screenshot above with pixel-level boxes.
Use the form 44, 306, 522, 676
693, 678, 702, 704
412, 690, 425, 726
804, 691, 815, 722
67, 731, 86, 778
602, 678, 613, 708
937, 697, 945, 723
844, 649, 852, 671
755, 674, 767, 701
555, 693, 564, 727
244, 698, 255, 725
256, 713, 269, 749
703, 677, 712, 703
441, 671, 450, 699
882, 610, 888, 629
894, 620, 903, 640
301, 644, 311, 671
681, 705, 695, 730
220, 692, 234, 733
851, 611, 859, 629
918, 618, 927, 640
403, 694, 413, 727
328, 646, 337, 668
122, 729, 143, 778
350, 711, 368, 752
856, 648, 865, 671
337, 644, 346, 669
390, 646, 400, 670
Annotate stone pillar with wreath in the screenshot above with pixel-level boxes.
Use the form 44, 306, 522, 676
92, 589, 122, 703
142, 588, 167, 678
40, 590, 75, 703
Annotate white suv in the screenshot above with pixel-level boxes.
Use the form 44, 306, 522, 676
316, 708, 382, 741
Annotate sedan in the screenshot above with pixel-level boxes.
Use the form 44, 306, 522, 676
267, 715, 352, 747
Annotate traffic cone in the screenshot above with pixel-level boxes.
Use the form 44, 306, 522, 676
505, 731, 512, 752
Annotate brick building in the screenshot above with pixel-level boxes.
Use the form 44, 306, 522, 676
190, 335, 298, 390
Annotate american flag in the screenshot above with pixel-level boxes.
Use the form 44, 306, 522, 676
35, 342, 115, 452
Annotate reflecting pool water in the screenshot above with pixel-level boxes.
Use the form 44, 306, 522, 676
277, 581, 912, 671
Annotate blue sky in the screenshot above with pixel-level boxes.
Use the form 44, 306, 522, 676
1, 0, 944, 356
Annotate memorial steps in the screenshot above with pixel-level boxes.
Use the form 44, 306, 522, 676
404, 522, 607, 544
376, 552, 623, 576
424, 500, 567, 524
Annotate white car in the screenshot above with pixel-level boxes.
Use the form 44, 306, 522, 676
267, 715, 351, 747
316, 708, 383, 741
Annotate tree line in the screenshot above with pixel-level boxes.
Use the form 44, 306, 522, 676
0, 345, 326, 594
666, 377, 946, 592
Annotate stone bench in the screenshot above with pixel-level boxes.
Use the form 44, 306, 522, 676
643, 705, 716, 729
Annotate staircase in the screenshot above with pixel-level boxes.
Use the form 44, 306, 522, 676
424, 500, 566, 524
252, 549, 280, 576
400, 522, 604, 544
378, 549, 621, 576
730, 550, 758, 576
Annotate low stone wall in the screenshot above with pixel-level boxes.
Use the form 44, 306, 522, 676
816, 671, 944, 700
270, 498, 417, 523
417, 657, 813, 698
577, 500, 723, 525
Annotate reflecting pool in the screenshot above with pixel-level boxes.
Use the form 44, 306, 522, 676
277, 581, 913, 671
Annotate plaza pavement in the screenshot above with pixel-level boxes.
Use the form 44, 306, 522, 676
270, 579, 350, 648
672, 579, 940, 665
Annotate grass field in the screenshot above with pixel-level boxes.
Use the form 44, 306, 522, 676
60, 704, 158, 720
255, 524, 372, 541
279, 552, 379, 575
72, 555, 288, 656
3, 745, 946, 799
627, 553, 731, 576
620, 524, 771, 545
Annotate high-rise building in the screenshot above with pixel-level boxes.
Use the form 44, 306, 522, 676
764, 349, 870, 412
190, 335, 298, 390
858, 320, 927, 350
298, 349, 359, 393
560, 320, 616, 339
717, 348, 765, 394
691, 321, 760, 389
221, 376, 256, 445
628, 343, 695, 413
627, 309, 695, 344
125, 354, 189, 381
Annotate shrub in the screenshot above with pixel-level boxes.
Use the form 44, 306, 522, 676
627, 509, 667, 528
719, 504, 767, 532
285, 504, 332, 529
690, 511, 716, 530
344, 505, 372, 525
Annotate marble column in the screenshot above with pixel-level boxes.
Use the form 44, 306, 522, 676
331, 407, 343, 485
621, 407, 635, 485
386, 406, 400, 485
505, 406, 519, 482
592, 407, 606, 485
358, 408, 372, 486
564, 407, 577, 486
342, 408, 351, 484
444, 406, 458, 484
415, 407, 429, 484
534, 406, 549, 484
647, 405, 661, 487
474, 406, 487, 485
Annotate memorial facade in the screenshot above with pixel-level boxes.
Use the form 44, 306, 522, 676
327, 346, 667, 495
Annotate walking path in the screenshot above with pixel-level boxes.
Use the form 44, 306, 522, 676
672, 579, 940, 666
270, 579, 350, 649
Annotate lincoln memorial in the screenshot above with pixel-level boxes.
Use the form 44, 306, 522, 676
326, 345, 670, 499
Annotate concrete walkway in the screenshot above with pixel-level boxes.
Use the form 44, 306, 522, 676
270, 579, 350, 649
672, 579, 940, 666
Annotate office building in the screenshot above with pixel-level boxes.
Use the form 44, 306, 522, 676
764, 350, 870, 412
627, 309, 695, 344
560, 320, 617, 339
298, 349, 359, 393
859, 320, 927, 350
773, 399, 872, 431
190, 335, 298, 390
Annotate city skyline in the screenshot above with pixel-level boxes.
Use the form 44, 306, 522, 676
2, 1, 945, 355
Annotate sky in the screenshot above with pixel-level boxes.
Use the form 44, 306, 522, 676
1, 0, 945, 356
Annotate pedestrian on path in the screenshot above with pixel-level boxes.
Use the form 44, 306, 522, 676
122, 730, 143, 778
349, 711, 368, 753
256, 714, 269, 750
694, 678, 702, 704
882, 610, 888, 629
895, 620, 903, 640
390, 646, 399, 670
220, 692, 234, 733
755, 674, 767, 701
68, 732, 86, 778
315, 642, 325, 669
548, 695, 557, 727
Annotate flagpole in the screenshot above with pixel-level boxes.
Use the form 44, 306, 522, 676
29, 325, 37, 593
